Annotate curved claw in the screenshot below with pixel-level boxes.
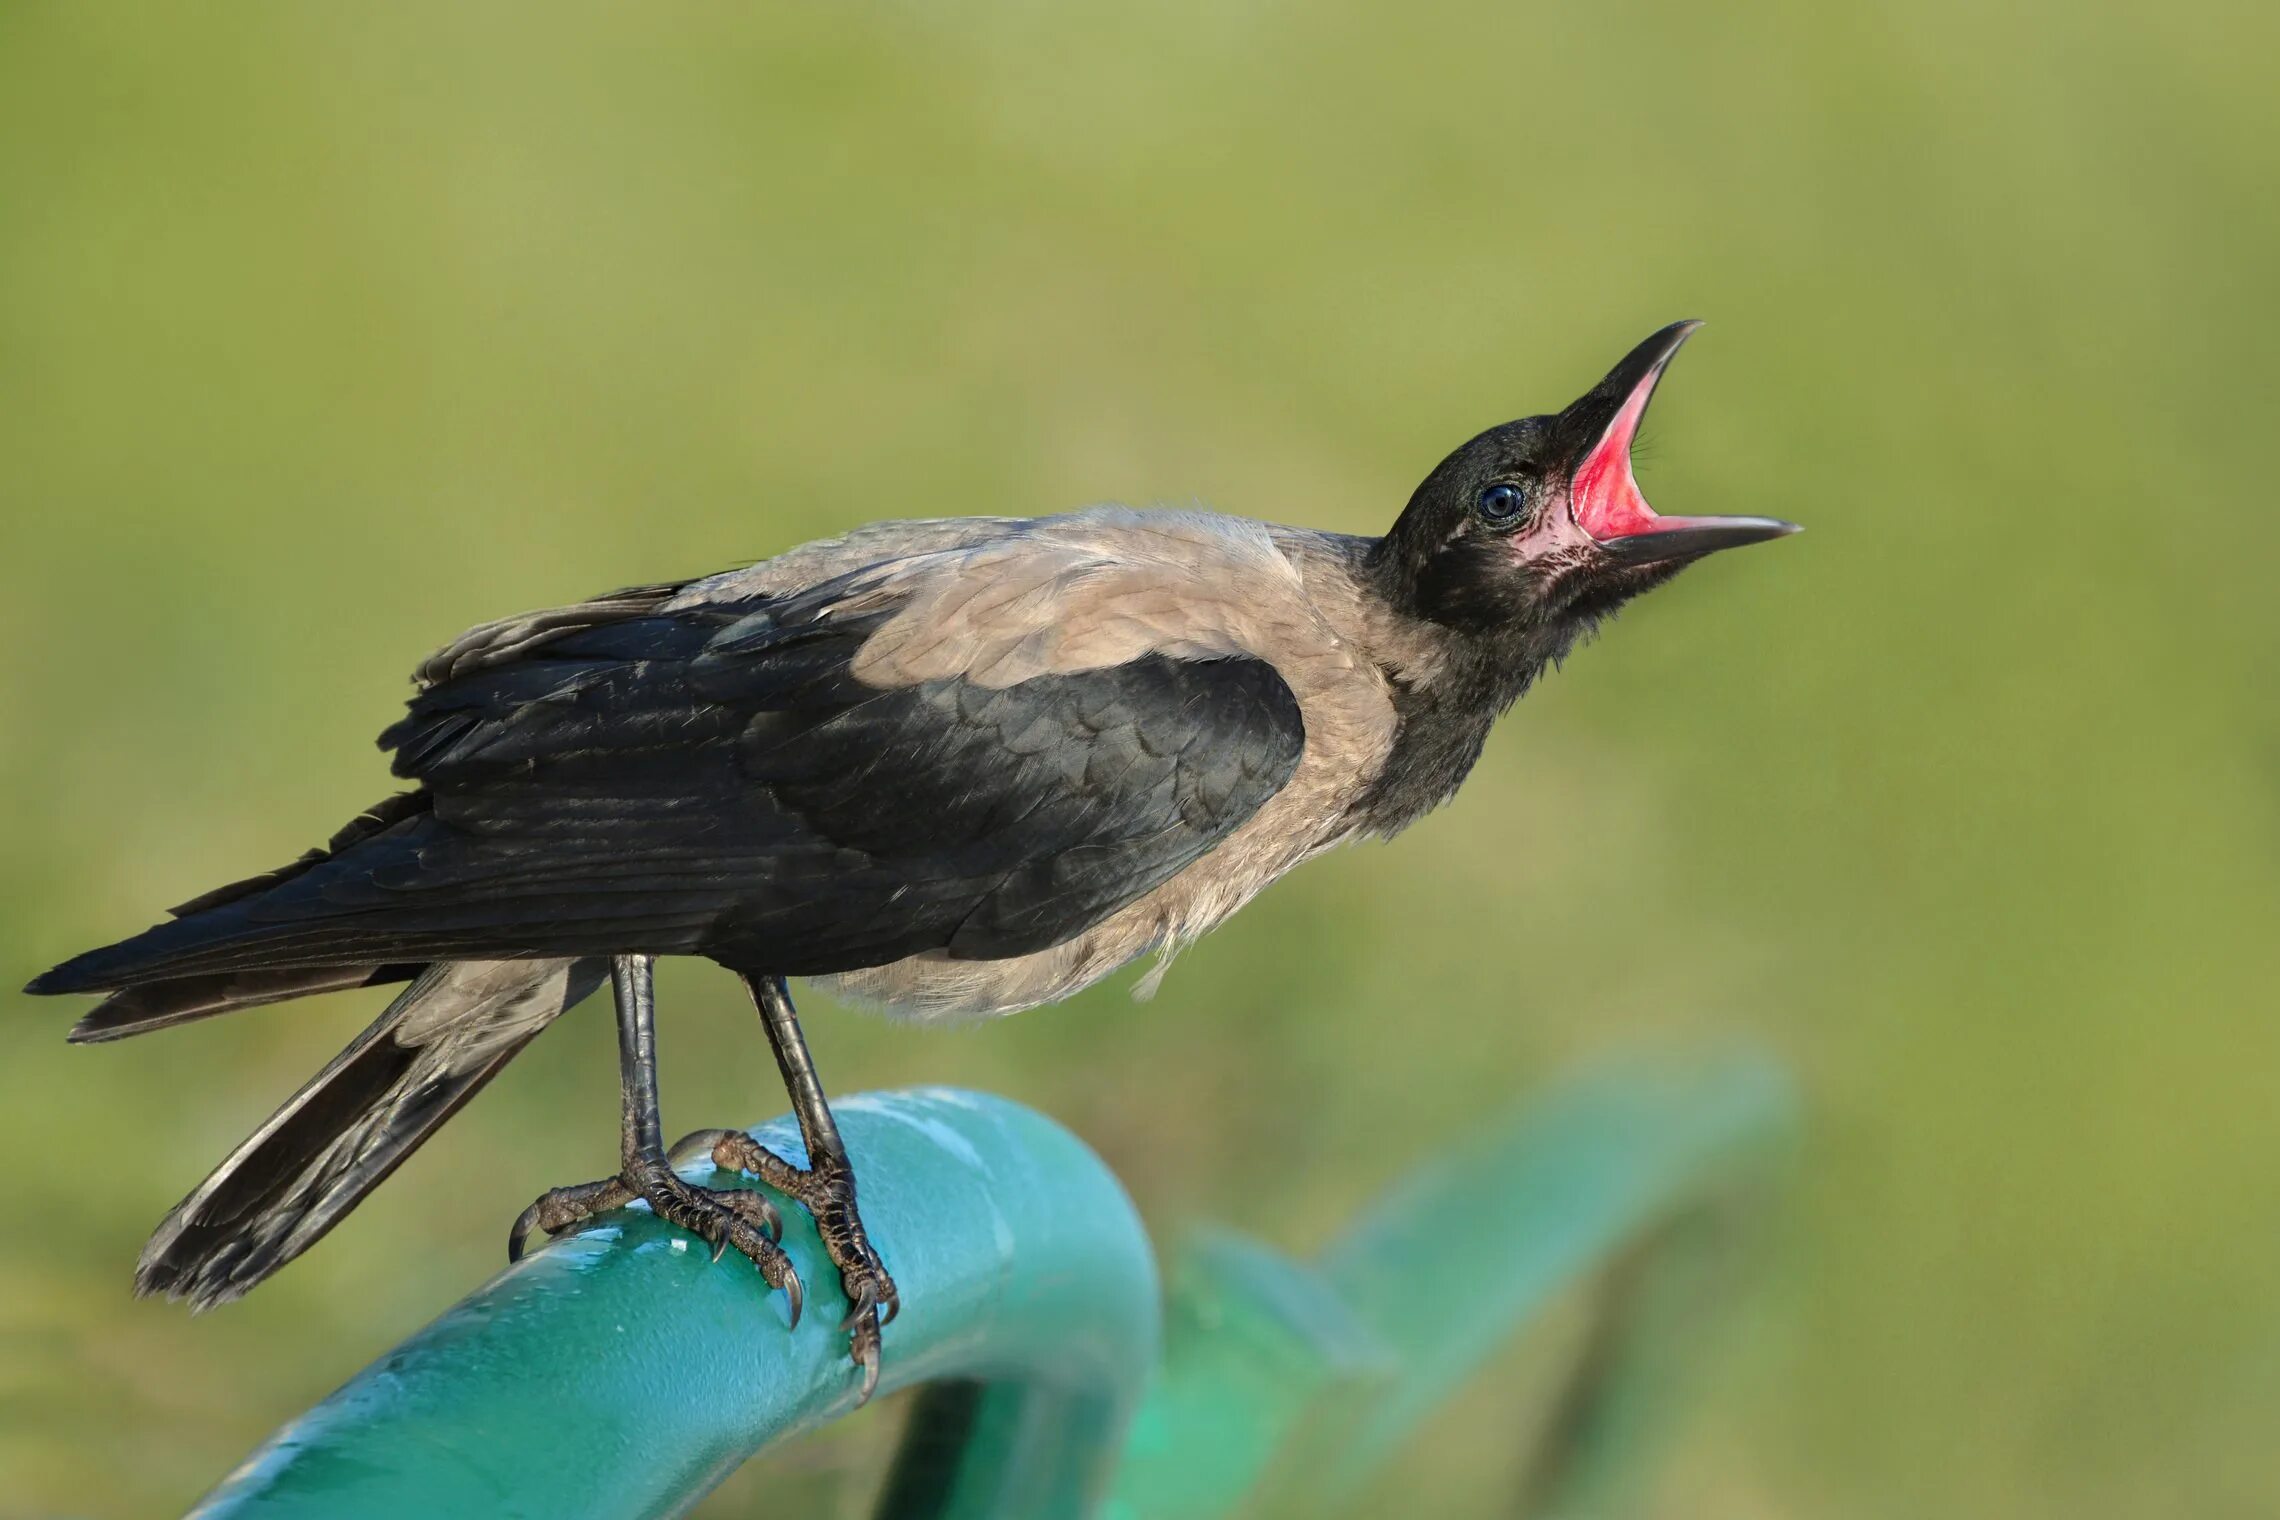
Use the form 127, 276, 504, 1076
839, 1279, 877, 1333
781, 1268, 805, 1331
508, 1177, 636, 1264
506, 1203, 543, 1264
708, 1187, 783, 1245
876, 1275, 902, 1328
852, 1335, 881, 1407
667, 1127, 730, 1168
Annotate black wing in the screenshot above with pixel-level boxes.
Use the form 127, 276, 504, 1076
39, 586, 1305, 987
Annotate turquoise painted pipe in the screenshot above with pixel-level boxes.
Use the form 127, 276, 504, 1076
1105, 1052, 1796, 1517
186, 1055, 1793, 1519
188, 1088, 1161, 1520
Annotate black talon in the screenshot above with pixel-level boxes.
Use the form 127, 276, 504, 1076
839, 1280, 876, 1333
507, 1204, 541, 1263
666, 1128, 722, 1168
853, 1337, 881, 1406
729, 1189, 783, 1243
508, 1175, 640, 1264
782, 1270, 804, 1331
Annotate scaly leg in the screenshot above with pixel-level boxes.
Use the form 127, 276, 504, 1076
674, 973, 898, 1403
507, 955, 802, 1326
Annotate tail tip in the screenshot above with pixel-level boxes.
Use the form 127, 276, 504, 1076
135, 1245, 247, 1313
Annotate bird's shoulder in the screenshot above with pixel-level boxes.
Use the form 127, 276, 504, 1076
409, 515, 1027, 690
383, 506, 1331, 804
412, 505, 1351, 695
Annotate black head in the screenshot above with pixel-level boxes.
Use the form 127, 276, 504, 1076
1371, 322, 1798, 642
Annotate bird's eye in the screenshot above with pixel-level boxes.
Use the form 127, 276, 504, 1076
1476, 482, 1527, 525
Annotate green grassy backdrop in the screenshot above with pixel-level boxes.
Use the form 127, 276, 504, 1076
3, 3, 2274, 1515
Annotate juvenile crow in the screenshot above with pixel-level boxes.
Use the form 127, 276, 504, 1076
28, 321, 1795, 1398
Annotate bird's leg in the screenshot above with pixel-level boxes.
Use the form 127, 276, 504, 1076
508, 955, 802, 1325
673, 973, 897, 1402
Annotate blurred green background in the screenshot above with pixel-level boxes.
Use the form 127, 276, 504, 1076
3, 2, 2275, 1515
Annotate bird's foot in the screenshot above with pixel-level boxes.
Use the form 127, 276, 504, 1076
675, 1127, 898, 1403
507, 1161, 803, 1325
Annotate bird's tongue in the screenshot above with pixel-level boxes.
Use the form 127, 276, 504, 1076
1569, 365, 1666, 541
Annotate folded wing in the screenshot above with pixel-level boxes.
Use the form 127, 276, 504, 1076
36, 567, 1306, 988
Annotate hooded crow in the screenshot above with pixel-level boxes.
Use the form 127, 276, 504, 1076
27, 321, 1796, 1398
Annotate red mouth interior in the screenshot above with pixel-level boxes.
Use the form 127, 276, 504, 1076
1569, 365, 1668, 541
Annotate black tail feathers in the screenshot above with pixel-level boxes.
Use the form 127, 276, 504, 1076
64, 964, 421, 1043
25, 793, 434, 1001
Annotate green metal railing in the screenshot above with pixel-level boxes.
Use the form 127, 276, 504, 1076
188, 1054, 1793, 1520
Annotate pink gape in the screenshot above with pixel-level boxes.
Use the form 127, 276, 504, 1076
1568, 322, 1743, 548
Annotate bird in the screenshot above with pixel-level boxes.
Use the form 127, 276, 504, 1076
27, 320, 1796, 1400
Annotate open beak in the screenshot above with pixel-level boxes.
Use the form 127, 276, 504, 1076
1563, 321, 1800, 565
